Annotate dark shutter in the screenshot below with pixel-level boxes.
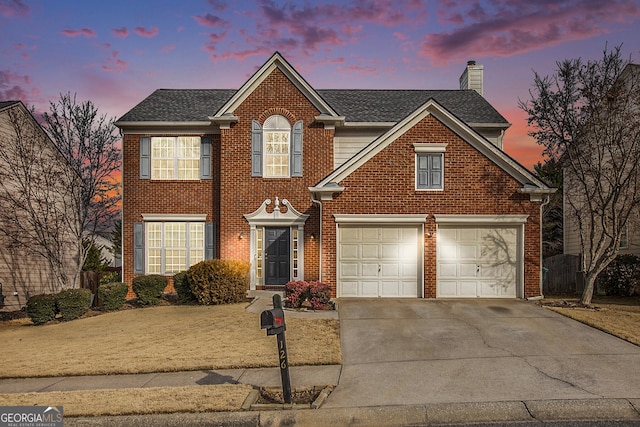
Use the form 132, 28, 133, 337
133, 222, 144, 274
140, 137, 151, 179
200, 136, 212, 179
291, 120, 303, 177
251, 120, 262, 177
205, 223, 216, 260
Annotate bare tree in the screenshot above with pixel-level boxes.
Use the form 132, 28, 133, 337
42, 93, 121, 286
0, 102, 77, 294
520, 46, 640, 305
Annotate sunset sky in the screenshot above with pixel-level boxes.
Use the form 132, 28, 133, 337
2, 0, 640, 169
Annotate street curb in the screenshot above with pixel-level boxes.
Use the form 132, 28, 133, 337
64, 398, 640, 427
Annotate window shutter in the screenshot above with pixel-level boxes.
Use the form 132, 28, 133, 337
133, 222, 144, 274
417, 155, 429, 189
251, 120, 262, 177
140, 137, 151, 179
200, 136, 212, 179
205, 222, 216, 260
430, 154, 443, 189
291, 120, 303, 177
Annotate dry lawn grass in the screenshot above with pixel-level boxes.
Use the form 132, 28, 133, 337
543, 296, 640, 346
0, 385, 253, 416
0, 304, 341, 378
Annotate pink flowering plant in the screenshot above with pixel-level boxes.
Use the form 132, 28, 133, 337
285, 280, 333, 310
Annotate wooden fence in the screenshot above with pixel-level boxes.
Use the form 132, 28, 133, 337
543, 254, 581, 294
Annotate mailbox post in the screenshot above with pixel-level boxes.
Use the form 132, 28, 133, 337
260, 294, 292, 404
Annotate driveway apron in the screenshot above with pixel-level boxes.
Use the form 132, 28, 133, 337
323, 299, 640, 408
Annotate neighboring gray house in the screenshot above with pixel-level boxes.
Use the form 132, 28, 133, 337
0, 100, 78, 310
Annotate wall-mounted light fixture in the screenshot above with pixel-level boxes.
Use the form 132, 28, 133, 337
239, 231, 244, 239
311, 233, 316, 239
426, 232, 435, 238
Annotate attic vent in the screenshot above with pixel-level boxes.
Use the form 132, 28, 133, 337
460, 60, 484, 96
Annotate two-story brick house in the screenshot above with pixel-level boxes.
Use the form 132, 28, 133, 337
116, 52, 553, 299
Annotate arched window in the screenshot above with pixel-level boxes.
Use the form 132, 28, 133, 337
263, 115, 291, 177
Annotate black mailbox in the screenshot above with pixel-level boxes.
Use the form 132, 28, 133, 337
260, 308, 286, 336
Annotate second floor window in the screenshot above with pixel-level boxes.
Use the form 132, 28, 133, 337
151, 136, 200, 180
263, 115, 291, 178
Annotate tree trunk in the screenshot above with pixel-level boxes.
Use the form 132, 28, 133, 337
580, 272, 596, 305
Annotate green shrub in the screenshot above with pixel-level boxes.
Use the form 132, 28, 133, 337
187, 260, 249, 305
98, 282, 128, 311
173, 271, 196, 304
26, 294, 57, 325
598, 254, 640, 296
56, 288, 92, 321
100, 271, 121, 285
132, 275, 167, 306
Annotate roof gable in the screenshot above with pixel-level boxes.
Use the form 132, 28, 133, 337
212, 52, 339, 119
312, 98, 550, 196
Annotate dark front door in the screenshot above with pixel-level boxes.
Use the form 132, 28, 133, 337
265, 227, 290, 286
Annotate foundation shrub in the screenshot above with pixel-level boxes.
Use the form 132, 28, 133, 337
56, 288, 92, 321
285, 280, 332, 310
187, 260, 249, 305
598, 254, 640, 296
98, 282, 128, 311
26, 294, 58, 325
173, 271, 196, 304
132, 275, 167, 306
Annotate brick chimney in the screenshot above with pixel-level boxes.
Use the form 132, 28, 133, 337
459, 60, 483, 96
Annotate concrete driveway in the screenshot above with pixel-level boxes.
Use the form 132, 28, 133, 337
323, 298, 640, 409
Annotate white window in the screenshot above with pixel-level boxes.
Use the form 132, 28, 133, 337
151, 136, 200, 180
146, 222, 204, 274
414, 143, 447, 190
263, 115, 291, 178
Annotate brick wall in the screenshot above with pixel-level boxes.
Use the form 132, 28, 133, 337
320, 115, 542, 298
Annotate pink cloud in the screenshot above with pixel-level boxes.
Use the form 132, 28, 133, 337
101, 50, 127, 74
0, 69, 37, 103
207, 0, 228, 12
0, 0, 30, 17
134, 26, 159, 38
112, 27, 129, 38
161, 44, 176, 53
194, 13, 229, 27
421, 0, 640, 61
393, 32, 408, 40
61, 28, 97, 38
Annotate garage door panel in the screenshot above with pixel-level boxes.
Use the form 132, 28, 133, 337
439, 263, 457, 278
459, 263, 477, 278
460, 281, 478, 297
341, 244, 359, 259
338, 225, 420, 298
341, 281, 359, 297
459, 244, 477, 259
438, 281, 458, 297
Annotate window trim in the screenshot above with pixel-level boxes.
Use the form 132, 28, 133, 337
414, 143, 447, 191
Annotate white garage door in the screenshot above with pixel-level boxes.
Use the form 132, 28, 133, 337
437, 226, 518, 298
338, 226, 420, 297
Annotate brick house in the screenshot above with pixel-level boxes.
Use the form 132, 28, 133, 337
116, 52, 553, 299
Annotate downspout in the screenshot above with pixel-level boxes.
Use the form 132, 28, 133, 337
311, 198, 323, 281
537, 194, 551, 299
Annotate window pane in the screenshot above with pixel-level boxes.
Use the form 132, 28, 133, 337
165, 249, 186, 273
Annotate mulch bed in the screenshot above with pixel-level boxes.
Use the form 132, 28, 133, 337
257, 387, 322, 404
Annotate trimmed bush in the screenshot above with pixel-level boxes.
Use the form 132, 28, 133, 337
132, 275, 167, 306
285, 280, 332, 310
98, 282, 128, 311
26, 294, 57, 325
174, 271, 196, 304
56, 288, 92, 321
598, 254, 640, 296
187, 259, 249, 305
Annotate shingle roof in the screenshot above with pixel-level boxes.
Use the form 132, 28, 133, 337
0, 100, 20, 112
117, 88, 509, 125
